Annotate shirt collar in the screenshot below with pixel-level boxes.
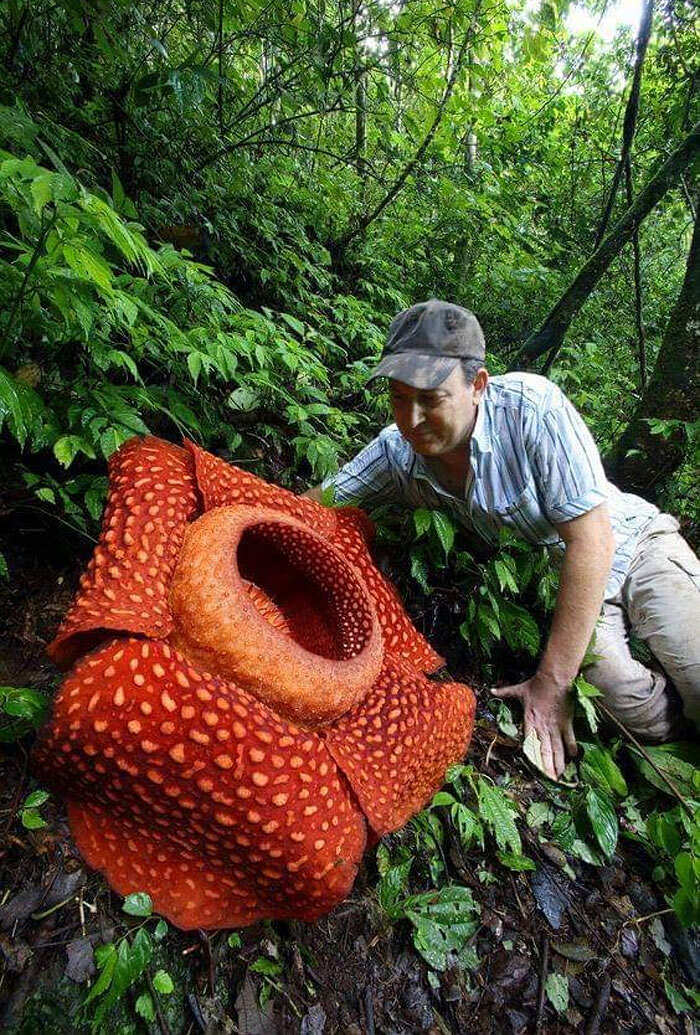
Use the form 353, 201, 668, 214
470, 394, 492, 454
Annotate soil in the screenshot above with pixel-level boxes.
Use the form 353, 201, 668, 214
0, 514, 695, 1035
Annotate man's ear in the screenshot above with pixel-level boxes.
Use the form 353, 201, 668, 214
473, 367, 489, 399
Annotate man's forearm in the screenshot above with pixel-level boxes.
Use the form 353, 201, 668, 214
538, 529, 615, 689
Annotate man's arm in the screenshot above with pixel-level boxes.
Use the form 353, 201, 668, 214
301, 485, 324, 502
493, 502, 615, 779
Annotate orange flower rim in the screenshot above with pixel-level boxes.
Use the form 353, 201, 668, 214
34, 437, 475, 930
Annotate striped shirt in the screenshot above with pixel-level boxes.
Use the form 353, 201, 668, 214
322, 372, 659, 600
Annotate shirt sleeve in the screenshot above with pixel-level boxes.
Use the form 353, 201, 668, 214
527, 392, 609, 524
321, 433, 400, 509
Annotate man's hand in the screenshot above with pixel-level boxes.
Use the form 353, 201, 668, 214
491, 673, 577, 780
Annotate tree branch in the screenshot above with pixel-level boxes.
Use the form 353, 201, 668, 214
335, 13, 479, 254
593, 0, 654, 249
515, 120, 700, 365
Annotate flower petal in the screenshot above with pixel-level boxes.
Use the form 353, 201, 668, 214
324, 655, 476, 836
48, 437, 200, 670
330, 510, 444, 674
33, 638, 367, 930
185, 439, 336, 533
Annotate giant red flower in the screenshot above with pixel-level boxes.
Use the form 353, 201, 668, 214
34, 437, 475, 930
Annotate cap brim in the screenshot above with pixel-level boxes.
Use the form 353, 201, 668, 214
367, 353, 459, 390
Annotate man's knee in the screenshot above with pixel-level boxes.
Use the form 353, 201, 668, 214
583, 656, 682, 743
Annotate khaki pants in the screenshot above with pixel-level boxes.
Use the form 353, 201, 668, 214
584, 514, 700, 742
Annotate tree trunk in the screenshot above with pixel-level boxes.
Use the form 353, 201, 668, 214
625, 156, 647, 387
607, 205, 699, 499
515, 120, 700, 365
593, 0, 654, 249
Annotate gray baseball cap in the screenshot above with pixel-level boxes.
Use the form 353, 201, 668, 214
368, 298, 486, 389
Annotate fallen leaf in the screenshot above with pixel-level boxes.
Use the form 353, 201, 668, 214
66, 936, 96, 983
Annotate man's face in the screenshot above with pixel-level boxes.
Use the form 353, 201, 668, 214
388, 363, 488, 456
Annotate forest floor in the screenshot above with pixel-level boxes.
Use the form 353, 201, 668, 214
0, 518, 697, 1035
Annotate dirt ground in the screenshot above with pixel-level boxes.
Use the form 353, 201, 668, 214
0, 515, 696, 1035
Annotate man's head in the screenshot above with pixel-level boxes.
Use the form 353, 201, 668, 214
369, 299, 488, 456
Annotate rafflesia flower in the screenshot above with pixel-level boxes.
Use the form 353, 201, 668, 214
34, 437, 475, 930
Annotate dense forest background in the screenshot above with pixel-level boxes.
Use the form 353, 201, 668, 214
0, 0, 698, 1032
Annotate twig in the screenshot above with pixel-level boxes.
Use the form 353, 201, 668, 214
534, 934, 549, 1034
584, 972, 611, 1035
509, 874, 527, 920
197, 930, 215, 994
622, 907, 673, 927
596, 701, 691, 813
363, 983, 375, 1035
30, 890, 74, 920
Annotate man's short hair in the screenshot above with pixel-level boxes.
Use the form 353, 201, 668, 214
461, 358, 483, 385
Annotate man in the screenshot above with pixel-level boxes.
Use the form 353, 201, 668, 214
304, 299, 700, 779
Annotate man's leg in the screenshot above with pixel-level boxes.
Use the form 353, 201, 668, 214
583, 601, 683, 741
623, 529, 700, 730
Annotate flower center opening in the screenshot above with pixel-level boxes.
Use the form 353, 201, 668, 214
238, 521, 375, 661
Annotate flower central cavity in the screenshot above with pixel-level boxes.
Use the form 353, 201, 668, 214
238, 521, 376, 661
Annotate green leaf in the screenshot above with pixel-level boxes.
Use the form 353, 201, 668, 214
545, 972, 569, 1013
494, 558, 518, 593
663, 978, 700, 1014
404, 886, 479, 971
378, 857, 414, 918
227, 932, 242, 949
413, 508, 432, 538
21, 808, 47, 829
431, 791, 456, 807
122, 892, 153, 917
153, 919, 168, 940
250, 957, 283, 977
152, 969, 174, 994
575, 677, 600, 732
187, 352, 203, 385
1, 686, 47, 723
410, 550, 431, 594
278, 312, 305, 336
135, 993, 155, 1022
450, 803, 484, 850
53, 435, 96, 467
497, 851, 536, 871
83, 943, 117, 1007
630, 743, 697, 800
24, 790, 49, 808
477, 778, 521, 854
431, 510, 454, 555
585, 788, 618, 858
63, 243, 113, 292
498, 599, 540, 656
526, 802, 553, 829
30, 171, 54, 214
579, 743, 627, 797
495, 701, 518, 738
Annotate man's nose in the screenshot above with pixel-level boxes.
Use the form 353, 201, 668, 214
407, 401, 423, 428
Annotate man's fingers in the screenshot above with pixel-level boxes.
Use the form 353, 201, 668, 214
491, 683, 523, 701
551, 733, 565, 778
525, 719, 556, 781
563, 723, 578, 758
